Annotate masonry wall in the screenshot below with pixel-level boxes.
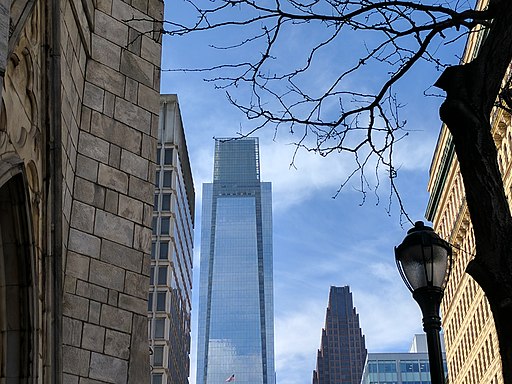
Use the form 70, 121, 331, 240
426, 2, 504, 383
60, 0, 163, 382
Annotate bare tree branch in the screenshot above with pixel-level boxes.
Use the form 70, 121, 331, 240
161, 0, 491, 218
164, 0, 512, 381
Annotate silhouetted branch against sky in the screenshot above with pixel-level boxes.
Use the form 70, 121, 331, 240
163, 0, 486, 217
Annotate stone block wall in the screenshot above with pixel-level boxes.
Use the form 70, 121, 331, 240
60, 0, 163, 382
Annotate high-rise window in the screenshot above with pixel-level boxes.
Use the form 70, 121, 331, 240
154, 318, 165, 339
149, 95, 195, 384
159, 242, 169, 260
154, 346, 164, 366
162, 194, 171, 211
160, 217, 170, 235
164, 149, 173, 165
157, 266, 167, 285
163, 171, 172, 188
156, 292, 166, 311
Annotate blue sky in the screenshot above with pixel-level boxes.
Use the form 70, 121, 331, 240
160, 1, 467, 383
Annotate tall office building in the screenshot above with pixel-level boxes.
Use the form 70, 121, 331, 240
313, 286, 367, 384
360, 335, 447, 384
426, 1, 503, 384
149, 95, 195, 384
197, 137, 275, 384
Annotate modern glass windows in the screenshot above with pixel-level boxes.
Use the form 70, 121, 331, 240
156, 292, 166, 311
152, 217, 157, 234
154, 318, 165, 339
197, 138, 275, 384
153, 346, 164, 367
157, 266, 167, 285
148, 291, 153, 310
159, 242, 169, 260
162, 194, 171, 211
164, 148, 173, 165
361, 355, 445, 384
150, 99, 195, 384
379, 361, 396, 373
152, 373, 162, 384
160, 217, 170, 235
151, 242, 156, 259
163, 171, 172, 188
401, 361, 420, 372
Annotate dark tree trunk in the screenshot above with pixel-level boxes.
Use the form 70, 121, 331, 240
435, 1, 512, 383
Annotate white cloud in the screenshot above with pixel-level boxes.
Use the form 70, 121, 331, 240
393, 128, 439, 172
271, 262, 422, 384
274, 300, 325, 384
164, 23, 441, 384
256, 124, 438, 214
352, 265, 423, 352
185, 129, 429, 384
259, 139, 356, 210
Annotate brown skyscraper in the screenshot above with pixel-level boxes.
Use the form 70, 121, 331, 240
313, 286, 367, 384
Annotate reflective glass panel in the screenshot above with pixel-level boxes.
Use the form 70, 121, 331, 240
161, 217, 170, 235
197, 138, 274, 384
164, 148, 173, 165
163, 171, 172, 188
162, 194, 171, 211
158, 266, 167, 285
159, 242, 169, 259
154, 318, 165, 339
156, 292, 166, 311
152, 373, 162, 384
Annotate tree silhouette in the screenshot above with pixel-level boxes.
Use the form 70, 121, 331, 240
166, 0, 512, 382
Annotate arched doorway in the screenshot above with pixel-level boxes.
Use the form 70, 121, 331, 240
0, 165, 36, 382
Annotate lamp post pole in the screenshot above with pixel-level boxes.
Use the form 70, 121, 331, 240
395, 221, 451, 384
413, 287, 445, 384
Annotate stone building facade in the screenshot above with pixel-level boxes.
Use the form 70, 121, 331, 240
0, 0, 163, 382
426, 1, 504, 383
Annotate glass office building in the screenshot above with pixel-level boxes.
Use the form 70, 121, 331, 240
149, 95, 195, 384
360, 335, 447, 384
197, 138, 275, 384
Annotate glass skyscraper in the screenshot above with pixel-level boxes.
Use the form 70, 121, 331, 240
197, 138, 275, 384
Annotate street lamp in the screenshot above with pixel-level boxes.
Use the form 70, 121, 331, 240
395, 221, 452, 384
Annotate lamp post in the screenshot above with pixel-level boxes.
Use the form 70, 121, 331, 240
395, 221, 452, 384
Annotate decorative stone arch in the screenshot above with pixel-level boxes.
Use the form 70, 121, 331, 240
0, 156, 37, 382
0, 0, 37, 105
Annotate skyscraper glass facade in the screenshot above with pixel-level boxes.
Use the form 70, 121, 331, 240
360, 352, 447, 384
197, 138, 275, 384
360, 335, 447, 384
149, 95, 195, 384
